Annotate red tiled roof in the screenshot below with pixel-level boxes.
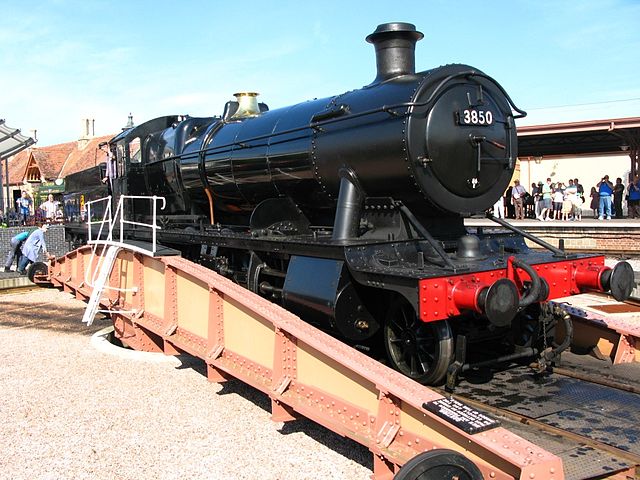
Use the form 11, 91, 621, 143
6, 135, 115, 185
6, 149, 30, 185
58, 135, 113, 178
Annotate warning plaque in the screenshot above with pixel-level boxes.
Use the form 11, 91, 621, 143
423, 397, 500, 434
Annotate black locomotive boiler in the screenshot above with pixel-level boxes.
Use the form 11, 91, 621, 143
66, 23, 634, 386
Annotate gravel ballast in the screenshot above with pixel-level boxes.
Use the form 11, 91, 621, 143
0, 289, 372, 479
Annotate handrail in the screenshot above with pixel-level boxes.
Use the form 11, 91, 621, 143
83, 195, 166, 292
85, 195, 166, 254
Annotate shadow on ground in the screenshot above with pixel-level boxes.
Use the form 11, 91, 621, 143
0, 290, 109, 335
173, 355, 374, 471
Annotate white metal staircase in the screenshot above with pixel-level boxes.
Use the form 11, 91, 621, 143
81, 245, 120, 326
80, 195, 166, 326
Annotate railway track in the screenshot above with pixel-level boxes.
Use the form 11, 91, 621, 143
449, 358, 640, 479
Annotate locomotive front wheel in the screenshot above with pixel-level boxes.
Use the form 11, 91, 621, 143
384, 296, 453, 385
393, 449, 483, 480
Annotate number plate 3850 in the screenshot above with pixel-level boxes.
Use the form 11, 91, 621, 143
458, 109, 494, 126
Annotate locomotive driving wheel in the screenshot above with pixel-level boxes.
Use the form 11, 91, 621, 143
384, 296, 453, 385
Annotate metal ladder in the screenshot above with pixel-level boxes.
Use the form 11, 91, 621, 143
81, 245, 121, 326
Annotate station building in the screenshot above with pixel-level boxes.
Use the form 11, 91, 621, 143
514, 117, 640, 204
3, 119, 112, 214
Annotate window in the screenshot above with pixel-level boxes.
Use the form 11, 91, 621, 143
116, 143, 125, 177
129, 137, 141, 163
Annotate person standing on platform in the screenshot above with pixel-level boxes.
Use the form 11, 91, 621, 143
628, 175, 640, 219
39, 194, 59, 221
553, 183, 565, 220
565, 179, 579, 220
539, 178, 553, 221
16, 191, 32, 225
597, 175, 613, 220
16, 224, 50, 275
613, 177, 625, 219
493, 195, 505, 219
531, 182, 540, 218
590, 186, 599, 218
4, 230, 29, 272
511, 180, 527, 220
505, 185, 514, 219
574, 178, 584, 204
100, 143, 117, 194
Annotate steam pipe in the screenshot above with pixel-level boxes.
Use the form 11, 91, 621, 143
332, 169, 364, 241
510, 257, 542, 308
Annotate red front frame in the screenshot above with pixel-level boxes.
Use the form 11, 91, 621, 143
418, 255, 609, 322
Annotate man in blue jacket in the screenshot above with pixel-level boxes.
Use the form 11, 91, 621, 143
17, 224, 50, 275
4, 230, 30, 272
597, 175, 614, 220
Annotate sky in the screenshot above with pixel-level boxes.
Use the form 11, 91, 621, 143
1, 0, 639, 147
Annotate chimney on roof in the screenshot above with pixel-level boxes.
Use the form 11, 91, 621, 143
78, 118, 95, 150
124, 113, 134, 130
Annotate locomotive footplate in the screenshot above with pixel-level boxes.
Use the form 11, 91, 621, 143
451, 363, 640, 478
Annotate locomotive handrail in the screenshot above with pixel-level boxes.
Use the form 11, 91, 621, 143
486, 213, 574, 258
397, 203, 461, 272
142, 71, 526, 172
145, 71, 525, 162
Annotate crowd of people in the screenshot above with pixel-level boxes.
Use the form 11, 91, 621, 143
7, 191, 62, 227
493, 174, 640, 221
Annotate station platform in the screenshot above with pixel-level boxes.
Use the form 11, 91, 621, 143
0, 269, 36, 289
465, 217, 640, 253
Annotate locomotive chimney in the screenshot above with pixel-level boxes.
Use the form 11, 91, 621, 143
366, 22, 423, 84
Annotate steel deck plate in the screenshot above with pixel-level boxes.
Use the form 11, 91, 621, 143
456, 365, 640, 459
540, 409, 640, 455
498, 416, 632, 480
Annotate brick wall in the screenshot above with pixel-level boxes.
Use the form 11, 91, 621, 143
0, 225, 68, 266
522, 226, 640, 254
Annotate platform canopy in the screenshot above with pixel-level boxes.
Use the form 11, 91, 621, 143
518, 117, 640, 157
517, 117, 640, 178
0, 119, 36, 160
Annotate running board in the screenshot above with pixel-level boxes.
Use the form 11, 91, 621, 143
47, 245, 564, 480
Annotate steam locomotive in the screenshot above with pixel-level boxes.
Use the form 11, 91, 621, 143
64, 23, 634, 386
